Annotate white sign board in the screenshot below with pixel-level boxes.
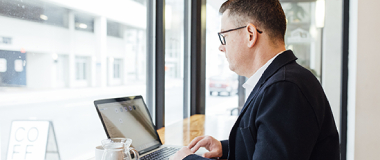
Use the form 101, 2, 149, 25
7, 121, 49, 160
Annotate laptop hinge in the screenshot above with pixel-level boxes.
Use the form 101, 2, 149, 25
139, 144, 161, 155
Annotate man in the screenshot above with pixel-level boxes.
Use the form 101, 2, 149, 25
170, 0, 340, 159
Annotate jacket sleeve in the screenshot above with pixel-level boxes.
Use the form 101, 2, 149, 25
220, 140, 229, 159
182, 154, 210, 160
183, 140, 228, 160
252, 81, 320, 160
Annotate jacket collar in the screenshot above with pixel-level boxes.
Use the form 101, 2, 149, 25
240, 50, 297, 114
228, 50, 297, 159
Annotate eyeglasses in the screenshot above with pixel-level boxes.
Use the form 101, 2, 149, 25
218, 26, 263, 45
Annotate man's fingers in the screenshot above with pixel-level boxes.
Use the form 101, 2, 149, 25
187, 136, 205, 149
190, 143, 201, 153
190, 139, 207, 153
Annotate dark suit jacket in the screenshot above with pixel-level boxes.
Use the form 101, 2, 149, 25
184, 50, 340, 160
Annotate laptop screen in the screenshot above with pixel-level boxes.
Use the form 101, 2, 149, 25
95, 96, 161, 152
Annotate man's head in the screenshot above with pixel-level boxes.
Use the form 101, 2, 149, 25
218, 0, 287, 77
219, 0, 286, 43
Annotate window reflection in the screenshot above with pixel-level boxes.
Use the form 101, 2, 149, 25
206, 2, 240, 116
283, 2, 323, 80
209, 74, 238, 97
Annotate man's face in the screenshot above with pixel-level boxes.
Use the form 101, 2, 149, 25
219, 10, 250, 75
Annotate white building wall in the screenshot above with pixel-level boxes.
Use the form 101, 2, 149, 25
26, 52, 54, 88
94, 16, 108, 88
72, 32, 97, 56
0, 16, 71, 54
46, 0, 146, 29
0, 13, 129, 89
107, 36, 126, 58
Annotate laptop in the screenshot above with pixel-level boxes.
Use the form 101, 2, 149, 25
94, 95, 207, 160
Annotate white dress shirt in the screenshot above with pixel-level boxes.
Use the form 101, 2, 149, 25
243, 51, 286, 96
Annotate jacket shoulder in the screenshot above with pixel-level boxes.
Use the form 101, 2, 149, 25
262, 62, 329, 129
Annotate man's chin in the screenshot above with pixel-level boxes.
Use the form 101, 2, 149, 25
229, 66, 236, 72
228, 65, 233, 71
229, 66, 242, 75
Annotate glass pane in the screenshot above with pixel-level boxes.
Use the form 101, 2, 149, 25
0, 0, 149, 159
206, 1, 240, 117
205, 0, 341, 130
282, 1, 322, 81
165, 0, 185, 125
281, 0, 342, 131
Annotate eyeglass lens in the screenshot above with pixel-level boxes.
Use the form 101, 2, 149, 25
219, 34, 225, 45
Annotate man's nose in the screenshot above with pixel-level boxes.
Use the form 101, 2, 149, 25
219, 44, 225, 52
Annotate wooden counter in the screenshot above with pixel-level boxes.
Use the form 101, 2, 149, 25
156, 114, 237, 146
89, 114, 236, 160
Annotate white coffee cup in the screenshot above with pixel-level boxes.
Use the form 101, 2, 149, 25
95, 145, 124, 160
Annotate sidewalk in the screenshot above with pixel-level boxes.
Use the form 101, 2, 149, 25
0, 84, 146, 107
0, 78, 185, 107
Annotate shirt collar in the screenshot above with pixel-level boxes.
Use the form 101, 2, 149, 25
242, 50, 286, 93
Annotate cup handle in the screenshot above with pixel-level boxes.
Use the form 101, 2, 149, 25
130, 147, 139, 160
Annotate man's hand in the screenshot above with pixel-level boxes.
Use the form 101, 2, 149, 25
169, 147, 194, 160
188, 136, 223, 159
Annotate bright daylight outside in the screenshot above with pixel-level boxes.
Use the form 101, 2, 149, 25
0, 0, 148, 159
206, 0, 325, 116
0, 0, 329, 159
206, 2, 240, 118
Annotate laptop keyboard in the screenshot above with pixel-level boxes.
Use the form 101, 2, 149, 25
140, 147, 180, 160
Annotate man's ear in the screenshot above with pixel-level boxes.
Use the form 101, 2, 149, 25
246, 23, 258, 48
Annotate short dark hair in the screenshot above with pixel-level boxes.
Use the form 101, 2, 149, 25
220, 0, 286, 42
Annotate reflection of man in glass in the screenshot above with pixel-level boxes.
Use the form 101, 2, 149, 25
170, 0, 339, 159
120, 100, 157, 139
101, 99, 157, 142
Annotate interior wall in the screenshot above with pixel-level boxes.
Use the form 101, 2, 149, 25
347, 0, 380, 159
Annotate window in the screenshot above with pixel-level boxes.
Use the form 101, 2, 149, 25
205, 0, 342, 132
14, 59, 23, 72
282, 2, 322, 81
56, 55, 69, 88
0, 0, 69, 28
165, 0, 185, 126
0, 0, 344, 159
75, 57, 87, 80
75, 14, 94, 32
0, 58, 6, 72
113, 59, 122, 79
206, 1, 240, 116
281, 0, 343, 133
107, 20, 122, 38
0, 0, 149, 159
0, 50, 26, 86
